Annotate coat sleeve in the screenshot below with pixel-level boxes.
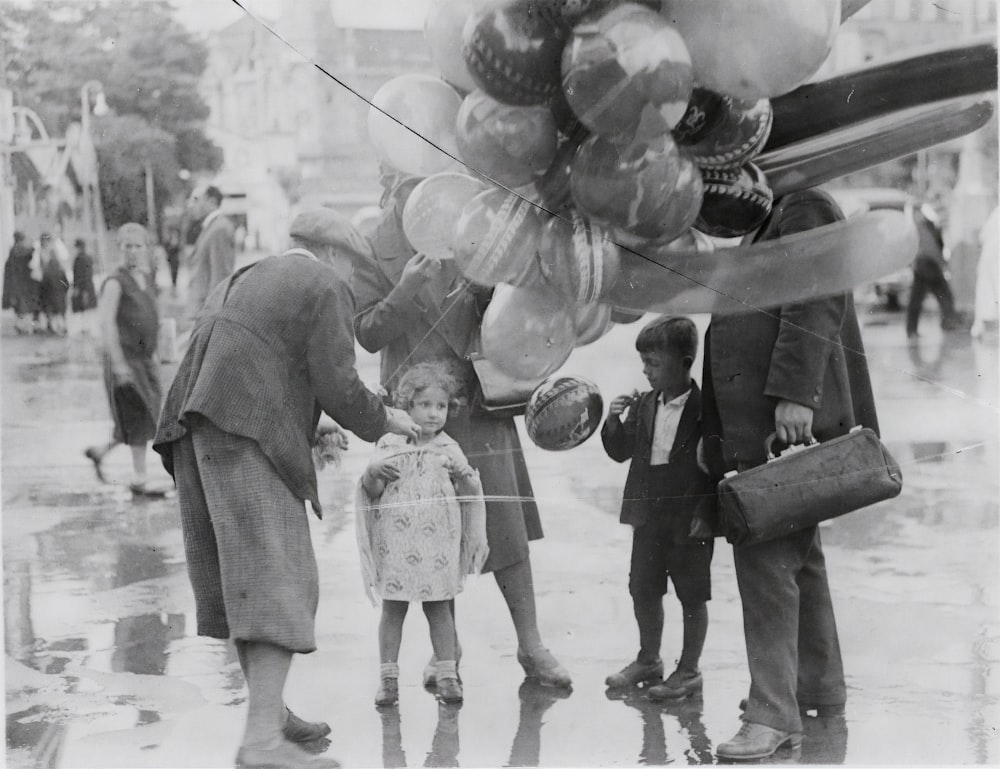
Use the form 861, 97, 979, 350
307, 279, 388, 442
601, 395, 641, 463
352, 252, 426, 353
764, 192, 848, 409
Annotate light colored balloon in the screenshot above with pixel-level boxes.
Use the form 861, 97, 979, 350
660, 0, 841, 100
425, 0, 489, 92
480, 283, 576, 380
402, 172, 488, 257
574, 302, 614, 346
367, 74, 464, 177
453, 188, 543, 286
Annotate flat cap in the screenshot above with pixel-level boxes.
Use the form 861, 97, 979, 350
289, 208, 372, 260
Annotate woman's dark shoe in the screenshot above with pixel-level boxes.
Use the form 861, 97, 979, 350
129, 481, 169, 498
517, 647, 572, 689
283, 709, 331, 743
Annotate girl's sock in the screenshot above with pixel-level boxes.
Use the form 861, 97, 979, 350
436, 659, 458, 681
380, 662, 400, 680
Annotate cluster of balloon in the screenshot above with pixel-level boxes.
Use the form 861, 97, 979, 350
537, 212, 622, 306
525, 374, 605, 451
479, 283, 577, 381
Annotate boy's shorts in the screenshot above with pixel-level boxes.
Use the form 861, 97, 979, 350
628, 516, 713, 605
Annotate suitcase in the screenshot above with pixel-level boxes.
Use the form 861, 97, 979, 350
718, 426, 903, 546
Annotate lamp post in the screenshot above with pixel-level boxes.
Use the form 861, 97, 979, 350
79, 81, 107, 268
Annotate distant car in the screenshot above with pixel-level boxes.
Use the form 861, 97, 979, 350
829, 187, 925, 311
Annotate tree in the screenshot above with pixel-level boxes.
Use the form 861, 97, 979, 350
0, 0, 222, 234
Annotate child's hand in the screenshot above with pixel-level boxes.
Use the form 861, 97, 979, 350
608, 391, 639, 418
367, 458, 400, 483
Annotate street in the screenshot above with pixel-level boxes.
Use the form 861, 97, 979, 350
3, 294, 999, 768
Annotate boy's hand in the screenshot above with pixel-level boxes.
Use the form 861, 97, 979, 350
608, 391, 639, 418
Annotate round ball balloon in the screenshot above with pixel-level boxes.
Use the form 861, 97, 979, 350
571, 131, 703, 242
660, 0, 841, 100
368, 75, 463, 177
525, 374, 604, 450
456, 90, 559, 187
463, 0, 566, 106
562, 3, 693, 140
537, 213, 622, 305
453, 188, 543, 286
672, 86, 729, 145
678, 96, 773, 170
402, 173, 488, 257
695, 162, 774, 239
480, 284, 576, 381
425, 0, 491, 92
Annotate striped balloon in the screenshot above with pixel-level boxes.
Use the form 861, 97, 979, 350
525, 374, 604, 450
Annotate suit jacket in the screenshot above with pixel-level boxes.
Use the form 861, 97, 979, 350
187, 211, 235, 321
154, 253, 388, 514
601, 382, 715, 537
701, 188, 879, 478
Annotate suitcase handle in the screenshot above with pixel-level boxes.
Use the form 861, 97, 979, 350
765, 432, 819, 461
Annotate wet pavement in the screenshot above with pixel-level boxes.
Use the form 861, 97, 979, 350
3, 292, 999, 768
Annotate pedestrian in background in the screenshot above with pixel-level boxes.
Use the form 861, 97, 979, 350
971, 204, 998, 338
905, 204, 962, 338
3, 230, 41, 334
70, 238, 98, 335
184, 184, 234, 326
38, 233, 69, 335
153, 208, 420, 769
600, 315, 715, 701
357, 361, 489, 707
84, 223, 165, 497
702, 189, 878, 762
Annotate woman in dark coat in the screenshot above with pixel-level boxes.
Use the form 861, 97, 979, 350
71, 238, 98, 312
3, 231, 41, 333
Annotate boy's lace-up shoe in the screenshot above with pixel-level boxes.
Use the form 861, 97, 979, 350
716, 722, 802, 761
605, 658, 664, 688
647, 667, 702, 700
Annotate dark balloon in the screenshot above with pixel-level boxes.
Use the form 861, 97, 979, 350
695, 162, 773, 239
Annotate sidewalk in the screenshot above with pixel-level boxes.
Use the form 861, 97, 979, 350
3, 300, 999, 767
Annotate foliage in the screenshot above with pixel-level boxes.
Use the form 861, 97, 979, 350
0, 0, 222, 234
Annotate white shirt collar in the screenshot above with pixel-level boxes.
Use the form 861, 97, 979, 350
659, 387, 692, 408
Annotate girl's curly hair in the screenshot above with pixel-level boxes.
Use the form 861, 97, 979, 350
393, 361, 466, 413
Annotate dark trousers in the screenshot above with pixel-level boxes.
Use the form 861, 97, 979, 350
734, 525, 845, 734
906, 259, 957, 335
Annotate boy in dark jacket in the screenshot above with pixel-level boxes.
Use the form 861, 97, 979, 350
601, 315, 715, 701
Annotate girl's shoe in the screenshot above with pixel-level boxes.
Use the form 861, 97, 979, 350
422, 641, 463, 688
517, 647, 572, 689
436, 676, 463, 703
375, 678, 399, 707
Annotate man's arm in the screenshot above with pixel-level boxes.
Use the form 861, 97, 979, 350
206, 223, 236, 291
353, 251, 439, 353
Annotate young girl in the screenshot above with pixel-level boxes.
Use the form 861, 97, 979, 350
356, 362, 488, 706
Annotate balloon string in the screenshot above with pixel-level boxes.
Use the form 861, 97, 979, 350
227, 0, 994, 413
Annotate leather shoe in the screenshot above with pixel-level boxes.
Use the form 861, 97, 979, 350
283, 709, 331, 743
517, 647, 572, 689
716, 722, 801, 761
235, 740, 341, 768
647, 667, 702, 701
436, 676, 463, 703
605, 658, 664, 688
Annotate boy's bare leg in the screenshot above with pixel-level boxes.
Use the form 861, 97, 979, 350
679, 601, 708, 672
633, 594, 665, 665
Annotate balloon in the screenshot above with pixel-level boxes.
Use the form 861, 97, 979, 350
402, 172, 489, 257
463, 0, 566, 106
562, 3, 692, 140
676, 95, 773, 170
367, 75, 463, 177
660, 0, 841, 100
695, 162, 773, 239
480, 283, 576, 380
574, 301, 614, 346
456, 90, 559, 187
570, 131, 703, 242
453, 188, 544, 286
425, 0, 491, 92
525, 374, 604, 450
537, 213, 622, 305
610, 307, 645, 324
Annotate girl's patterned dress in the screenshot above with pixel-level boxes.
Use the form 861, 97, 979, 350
357, 432, 488, 604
